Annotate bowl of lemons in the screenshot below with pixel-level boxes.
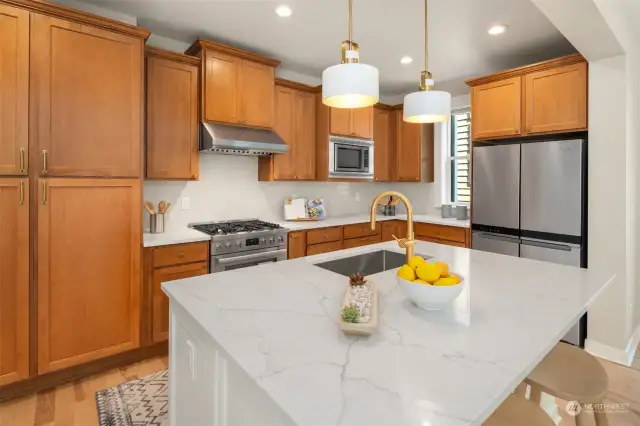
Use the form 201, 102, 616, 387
396, 256, 464, 311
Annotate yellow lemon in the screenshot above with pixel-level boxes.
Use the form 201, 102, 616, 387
414, 279, 430, 285
415, 263, 441, 283
449, 274, 461, 284
397, 265, 416, 281
434, 261, 449, 276
434, 277, 459, 286
408, 256, 426, 271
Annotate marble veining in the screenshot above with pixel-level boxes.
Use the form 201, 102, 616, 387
163, 241, 614, 425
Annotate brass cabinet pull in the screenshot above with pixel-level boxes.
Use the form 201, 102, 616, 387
42, 181, 47, 205
42, 150, 48, 175
19, 148, 25, 173
19, 181, 24, 205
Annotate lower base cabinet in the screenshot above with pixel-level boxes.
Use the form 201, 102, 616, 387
144, 242, 210, 344
37, 179, 142, 374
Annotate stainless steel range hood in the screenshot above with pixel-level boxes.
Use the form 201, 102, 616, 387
200, 122, 287, 156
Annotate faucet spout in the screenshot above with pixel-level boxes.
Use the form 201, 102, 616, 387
370, 191, 415, 264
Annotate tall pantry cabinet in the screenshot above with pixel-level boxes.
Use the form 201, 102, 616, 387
0, 0, 149, 383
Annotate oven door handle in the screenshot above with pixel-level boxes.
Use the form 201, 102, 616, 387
217, 249, 287, 264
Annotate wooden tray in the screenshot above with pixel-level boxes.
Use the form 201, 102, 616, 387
339, 281, 378, 336
290, 217, 320, 222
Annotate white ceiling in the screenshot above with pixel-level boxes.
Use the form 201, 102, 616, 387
79, 0, 576, 97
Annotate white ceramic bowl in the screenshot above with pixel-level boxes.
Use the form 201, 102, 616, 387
397, 274, 465, 311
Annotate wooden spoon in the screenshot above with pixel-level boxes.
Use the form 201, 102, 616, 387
158, 201, 167, 214
144, 201, 155, 215
162, 202, 171, 214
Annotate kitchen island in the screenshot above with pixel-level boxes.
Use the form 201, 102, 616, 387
163, 240, 614, 426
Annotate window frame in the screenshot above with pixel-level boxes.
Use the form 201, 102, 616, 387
444, 108, 471, 206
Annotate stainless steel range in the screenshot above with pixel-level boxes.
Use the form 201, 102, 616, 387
189, 219, 289, 273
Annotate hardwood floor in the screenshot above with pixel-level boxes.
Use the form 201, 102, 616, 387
0, 349, 637, 425
0, 356, 168, 426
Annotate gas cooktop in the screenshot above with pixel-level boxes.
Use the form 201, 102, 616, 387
190, 219, 284, 236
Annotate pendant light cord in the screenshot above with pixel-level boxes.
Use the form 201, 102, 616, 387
348, 0, 353, 45
424, 0, 428, 70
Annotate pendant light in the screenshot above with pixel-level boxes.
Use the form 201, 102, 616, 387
322, 0, 379, 108
403, 0, 451, 123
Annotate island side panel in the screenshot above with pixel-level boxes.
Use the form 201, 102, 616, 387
169, 301, 298, 426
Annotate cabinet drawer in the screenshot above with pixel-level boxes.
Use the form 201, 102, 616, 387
306, 241, 343, 256
153, 242, 209, 268
307, 227, 342, 245
343, 234, 381, 249
414, 223, 466, 243
343, 223, 381, 240
417, 236, 466, 248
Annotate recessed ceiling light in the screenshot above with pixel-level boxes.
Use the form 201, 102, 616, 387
276, 5, 292, 17
400, 56, 413, 65
488, 24, 509, 35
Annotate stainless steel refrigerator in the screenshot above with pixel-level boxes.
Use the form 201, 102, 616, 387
472, 139, 587, 346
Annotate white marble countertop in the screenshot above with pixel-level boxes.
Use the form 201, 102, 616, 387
276, 213, 470, 231
143, 228, 210, 248
163, 241, 614, 426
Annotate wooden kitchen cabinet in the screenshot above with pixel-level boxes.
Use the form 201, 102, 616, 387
0, 178, 29, 386
393, 110, 422, 182
525, 62, 587, 134
381, 220, 404, 242
471, 77, 522, 140
187, 40, 280, 129
415, 222, 468, 247
343, 234, 381, 249
30, 13, 143, 177
373, 107, 391, 181
259, 81, 316, 181
151, 260, 208, 343
288, 231, 307, 259
145, 48, 200, 180
37, 179, 142, 373
306, 240, 343, 256
330, 106, 374, 139
0, 5, 29, 176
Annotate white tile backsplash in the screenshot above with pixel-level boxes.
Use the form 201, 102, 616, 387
143, 154, 436, 232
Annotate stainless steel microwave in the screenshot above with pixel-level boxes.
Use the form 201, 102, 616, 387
328, 136, 374, 179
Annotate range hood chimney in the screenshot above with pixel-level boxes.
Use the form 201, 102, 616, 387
200, 122, 288, 156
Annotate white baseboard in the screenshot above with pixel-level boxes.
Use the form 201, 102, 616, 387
585, 325, 640, 366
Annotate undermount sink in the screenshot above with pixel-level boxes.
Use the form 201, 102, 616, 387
314, 250, 432, 277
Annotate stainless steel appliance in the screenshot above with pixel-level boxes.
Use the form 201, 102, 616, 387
200, 122, 287, 156
190, 219, 289, 273
472, 139, 587, 346
329, 135, 374, 179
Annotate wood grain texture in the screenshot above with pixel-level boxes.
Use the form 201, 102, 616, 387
471, 77, 522, 140
343, 234, 381, 249
0, 178, 29, 386
37, 179, 141, 374
381, 220, 402, 242
423, 123, 435, 183
294, 90, 316, 180
394, 110, 422, 182
343, 222, 381, 240
202, 49, 242, 124
240, 60, 274, 128
351, 107, 374, 139
30, 13, 143, 177
145, 54, 199, 180
144, 46, 200, 66
152, 262, 207, 343
271, 86, 296, 180
0, 5, 29, 176
525, 61, 588, 134
274, 78, 319, 93
329, 107, 351, 137
373, 108, 390, 181
315, 94, 330, 181
414, 223, 467, 243
152, 242, 209, 268
306, 240, 343, 256
466, 53, 585, 87
185, 38, 280, 67
306, 227, 342, 245
287, 231, 306, 259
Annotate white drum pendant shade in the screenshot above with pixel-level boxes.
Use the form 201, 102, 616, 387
322, 62, 379, 108
403, 90, 451, 123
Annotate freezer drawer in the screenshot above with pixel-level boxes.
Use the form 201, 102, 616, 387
519, 239, 581, 267
472, 144, 520, 229
472, 232, 519, 257
521, 140, 583, 237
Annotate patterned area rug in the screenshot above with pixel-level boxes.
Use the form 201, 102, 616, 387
96, 370, 169, 426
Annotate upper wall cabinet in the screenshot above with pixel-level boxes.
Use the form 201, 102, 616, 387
259, 80, 316, 181
392, 109, 422, 182
0, 5, 29, 176
186, 39, 280, 129
145, 47, 200, 180
373, 107, 391, 181
330, 106, 373, 139
467, 54, 588, 141
30, 14, 145, 177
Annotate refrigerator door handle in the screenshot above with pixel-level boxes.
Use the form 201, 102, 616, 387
473, 232, 520, 243
520, 238, 572, 252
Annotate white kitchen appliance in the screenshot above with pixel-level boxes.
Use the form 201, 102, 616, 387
328, 135, 374, 179
472, 139, 587, 346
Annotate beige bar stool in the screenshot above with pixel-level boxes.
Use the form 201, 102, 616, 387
525, 342, 609, 426
484, 394, 555, 425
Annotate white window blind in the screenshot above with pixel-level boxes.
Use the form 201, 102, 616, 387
447, 110, 471, 204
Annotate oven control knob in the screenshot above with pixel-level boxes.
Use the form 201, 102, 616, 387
215, 243, 222, 250
278, 236, 284, 242
236, 241, 242, 247
260, 238, 266, 244
269, 237, 275, 244
224, 242, 231, 248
